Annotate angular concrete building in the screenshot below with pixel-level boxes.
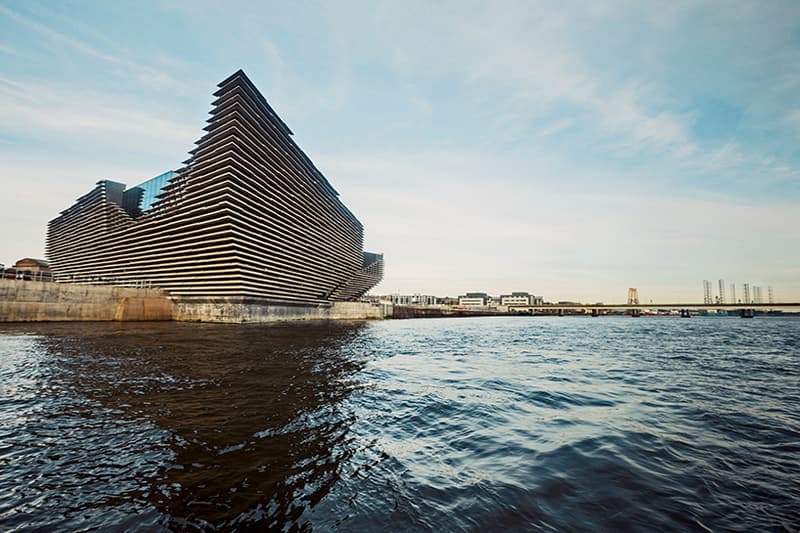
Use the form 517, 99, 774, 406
46, 70, 384, 319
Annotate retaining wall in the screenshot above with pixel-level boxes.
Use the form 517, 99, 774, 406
0, 280, 391, 323
0, 279, 173, 322
173, 299, 392, 323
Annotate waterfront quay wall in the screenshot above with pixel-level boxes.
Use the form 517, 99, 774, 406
0, 280, 392, 323
173, 298, 392, 323
391, 305, 513, 319
0, 279, 173, 322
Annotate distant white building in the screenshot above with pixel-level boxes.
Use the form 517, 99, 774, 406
458, 292, 488, 307
500, 292, 543, 306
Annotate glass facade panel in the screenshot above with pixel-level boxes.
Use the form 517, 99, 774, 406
135, 171, 174, 212
122, 171, 174, 217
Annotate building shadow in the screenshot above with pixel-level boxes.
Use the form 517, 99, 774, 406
18, 320, 371, 530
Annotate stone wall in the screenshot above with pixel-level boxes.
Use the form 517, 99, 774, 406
173, 299, 392, 323
0, 279, 173, 322
0, 280, 390, 323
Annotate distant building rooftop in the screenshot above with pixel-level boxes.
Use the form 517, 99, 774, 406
13, 258, 50, 270
13, 257, 50, 272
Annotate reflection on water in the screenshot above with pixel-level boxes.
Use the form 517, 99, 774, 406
1, 317, 799, 531
1, 322, 370, 530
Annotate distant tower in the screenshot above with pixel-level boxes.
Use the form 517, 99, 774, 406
730, 283, 736, 304
743, 283, 751, 304
753, 286, 762, 304
718, 279, 725, 304
627, 287, 639, 305
768, 286, 774, 304
703, 280, 712, 304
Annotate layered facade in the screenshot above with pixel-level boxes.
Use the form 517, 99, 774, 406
47, 70, 383, 305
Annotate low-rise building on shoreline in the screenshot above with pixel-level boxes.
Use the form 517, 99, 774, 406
500, 292, 544, 307
458, 292, 489, 308
370, 291, 547, 310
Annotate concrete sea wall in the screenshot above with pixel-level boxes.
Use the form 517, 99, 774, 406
0, 279, 173, 322
173, 299, 392, 323
391, 305, 513, 319
0, 280, 391, 323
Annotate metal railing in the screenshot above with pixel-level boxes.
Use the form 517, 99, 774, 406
51, 273, 155, 288
0, 265, 154, 288
0, 265, 54, 282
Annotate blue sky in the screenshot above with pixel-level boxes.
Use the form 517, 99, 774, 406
1, 0, 799, 302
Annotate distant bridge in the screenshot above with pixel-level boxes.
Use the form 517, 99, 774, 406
501, 302, 800, 318
522, 303, 800, 311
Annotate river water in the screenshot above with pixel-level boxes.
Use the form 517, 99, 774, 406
0, 316, 798, 531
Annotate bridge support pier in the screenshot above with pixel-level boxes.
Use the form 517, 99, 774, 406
629, 309, 641, 317
741, 308, 755, 318
557, 308, 564, 317
591, 308, 599, 317
680, 309, 691, 318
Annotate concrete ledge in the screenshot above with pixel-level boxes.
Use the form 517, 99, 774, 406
0, 279, 173, 322
173, 298, 392, 323
0, 280, 391, 323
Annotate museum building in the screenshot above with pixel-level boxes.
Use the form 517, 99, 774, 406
46, 70, 384, 306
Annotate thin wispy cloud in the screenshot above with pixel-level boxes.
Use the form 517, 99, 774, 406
0, 77, 197, 149
537, 118, 576, 138
0, 4, 186, 91
367, 3, 695, 153
354, 1, 795, 187
787, 110, 800, 131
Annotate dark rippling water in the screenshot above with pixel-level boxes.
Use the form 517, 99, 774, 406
1, 317, 799, 531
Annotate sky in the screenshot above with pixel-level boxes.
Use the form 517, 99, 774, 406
1, 0, 799, 303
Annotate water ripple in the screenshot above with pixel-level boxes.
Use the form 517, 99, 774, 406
1, 317, 799, 531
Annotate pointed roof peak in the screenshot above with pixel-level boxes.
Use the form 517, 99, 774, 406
213, 69, 293, 137
218, 68, 252, 88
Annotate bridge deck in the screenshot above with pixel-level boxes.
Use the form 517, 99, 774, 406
514, 303, 800, 310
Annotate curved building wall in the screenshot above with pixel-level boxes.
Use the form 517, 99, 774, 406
46, 70, 383, 304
